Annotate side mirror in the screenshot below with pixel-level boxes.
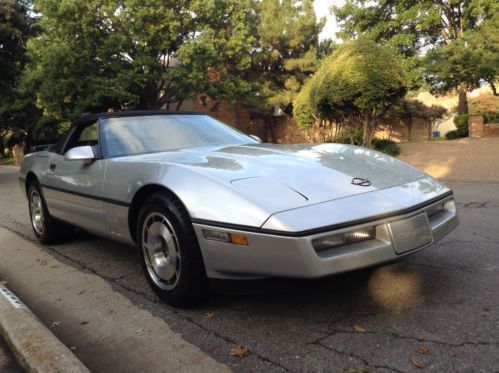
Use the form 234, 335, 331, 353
249, 134, 262, 143
65, 146, 95, 162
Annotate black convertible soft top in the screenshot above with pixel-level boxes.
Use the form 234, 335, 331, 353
73, 110, 203, 126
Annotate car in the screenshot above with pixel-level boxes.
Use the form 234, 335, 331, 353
19, 110, 459, 306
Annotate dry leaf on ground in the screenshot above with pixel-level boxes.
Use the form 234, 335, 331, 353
51, 321, 60, 328
80, 321, 89, 325
77, 290, 85, 295
353, 324, 366, 333
418, 346, 429, 355
230, 345, 249, 358
204, 311, 216, 319
410, 356, 425, 369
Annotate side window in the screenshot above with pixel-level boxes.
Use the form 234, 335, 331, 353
64, 121, 99, 152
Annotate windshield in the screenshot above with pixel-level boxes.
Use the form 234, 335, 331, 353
101, 114, 258, 157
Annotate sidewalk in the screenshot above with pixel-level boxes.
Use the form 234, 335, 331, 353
0, 227, 230, 373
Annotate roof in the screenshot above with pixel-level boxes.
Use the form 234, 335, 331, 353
72, 110, 203, 126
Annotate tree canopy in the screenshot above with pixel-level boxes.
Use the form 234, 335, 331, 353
0, 0, 40, 153
294, 39, 406, 148
332, 0, 499, 113
25, 0, 256, 121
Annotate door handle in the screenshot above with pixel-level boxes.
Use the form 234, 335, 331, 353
49, 163, 56, 171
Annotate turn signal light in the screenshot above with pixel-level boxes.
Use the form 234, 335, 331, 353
202, 229, 249, 246
230, 233, 249, 246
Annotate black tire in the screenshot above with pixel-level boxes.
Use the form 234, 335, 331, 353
27, 181, 72, 245
137, 192, 209, 307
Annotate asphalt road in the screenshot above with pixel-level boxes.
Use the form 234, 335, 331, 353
0, 165, 498, 372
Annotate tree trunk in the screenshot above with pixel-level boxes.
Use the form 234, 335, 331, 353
263, 115, 276, 143
407, 118, 413, 142
427, 120, 433, 140
0, 134, 4, 157
362, 120, 376, 148
457, 87, 468, 115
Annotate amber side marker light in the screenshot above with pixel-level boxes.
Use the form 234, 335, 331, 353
202, 229, 249, 246
229, 233, 249, 246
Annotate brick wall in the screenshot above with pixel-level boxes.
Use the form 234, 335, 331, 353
468, 115, 499, 138
484, 123, 499, 137
195, 98, 432, 144
469, 115, 485, 138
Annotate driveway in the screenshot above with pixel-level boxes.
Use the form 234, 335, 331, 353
0, 165, 498, 372
398, 137, 499, 183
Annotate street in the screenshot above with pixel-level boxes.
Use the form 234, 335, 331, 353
0, 165, 498, 372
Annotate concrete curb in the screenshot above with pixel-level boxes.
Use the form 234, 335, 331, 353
0, 286, 89, 373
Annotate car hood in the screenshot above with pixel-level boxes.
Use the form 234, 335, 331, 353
136, 143, 431, 211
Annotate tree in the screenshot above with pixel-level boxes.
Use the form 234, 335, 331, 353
387, 99, 447, 141
332, 0, 499, 114
424, 12, 499, 107
243, 0, 324, 142
294, 40, 406, 148
0, 0, 38, 154
26, 0, 255, 121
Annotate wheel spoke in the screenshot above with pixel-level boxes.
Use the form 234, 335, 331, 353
142, 212, 181, 291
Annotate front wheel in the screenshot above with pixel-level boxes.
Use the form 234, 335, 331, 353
137, 192, 209, 307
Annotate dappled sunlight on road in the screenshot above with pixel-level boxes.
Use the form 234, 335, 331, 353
368, 264, 423, 313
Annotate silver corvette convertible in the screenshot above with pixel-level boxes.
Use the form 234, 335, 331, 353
20, 111, 459, 306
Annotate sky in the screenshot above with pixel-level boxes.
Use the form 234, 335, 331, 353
313, 0, 344, 40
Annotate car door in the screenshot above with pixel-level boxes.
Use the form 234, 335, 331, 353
41, 120, 108, 235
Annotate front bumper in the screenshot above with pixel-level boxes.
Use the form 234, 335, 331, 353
194, 193, 459, 280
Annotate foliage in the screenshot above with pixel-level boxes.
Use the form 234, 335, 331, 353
469, 92, 499, 123
0, 0, 41, 152
334, 127, 363, 146
293, 83, 316, 131
26, 0, 255, 120
245, 0, 325, 113
332, 0, 499, 114
294, 39, 406, 148
445, 130, 460, 140
371, 138, 400, 156
332, 132, 400, 156
453, 114, 469, 137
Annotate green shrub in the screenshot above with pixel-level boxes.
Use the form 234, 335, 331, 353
335, 127, 363, 145
371, 138, 401, 156
445, 130, 460, 140
453, 114, 469, 137
483, 112, 499, 124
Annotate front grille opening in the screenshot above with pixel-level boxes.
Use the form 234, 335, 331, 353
312, 226, 376, 252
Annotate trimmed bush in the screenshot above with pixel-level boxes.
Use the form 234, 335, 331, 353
453, 114, 469, 137
371, 138, 401, 156
445, 130, 460, 140
335, 127, 363, 145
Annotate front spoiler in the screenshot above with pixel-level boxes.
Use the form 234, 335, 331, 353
194, 193, 459, 280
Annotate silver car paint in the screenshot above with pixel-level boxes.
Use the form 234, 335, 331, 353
194, 194, 458, 279
20, 136, 458, 280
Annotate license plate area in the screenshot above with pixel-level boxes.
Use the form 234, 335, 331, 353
387, 213, 432, 254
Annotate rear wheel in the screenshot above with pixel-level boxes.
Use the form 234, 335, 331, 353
137, 192, 209, 307
28, 182, 71, 244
